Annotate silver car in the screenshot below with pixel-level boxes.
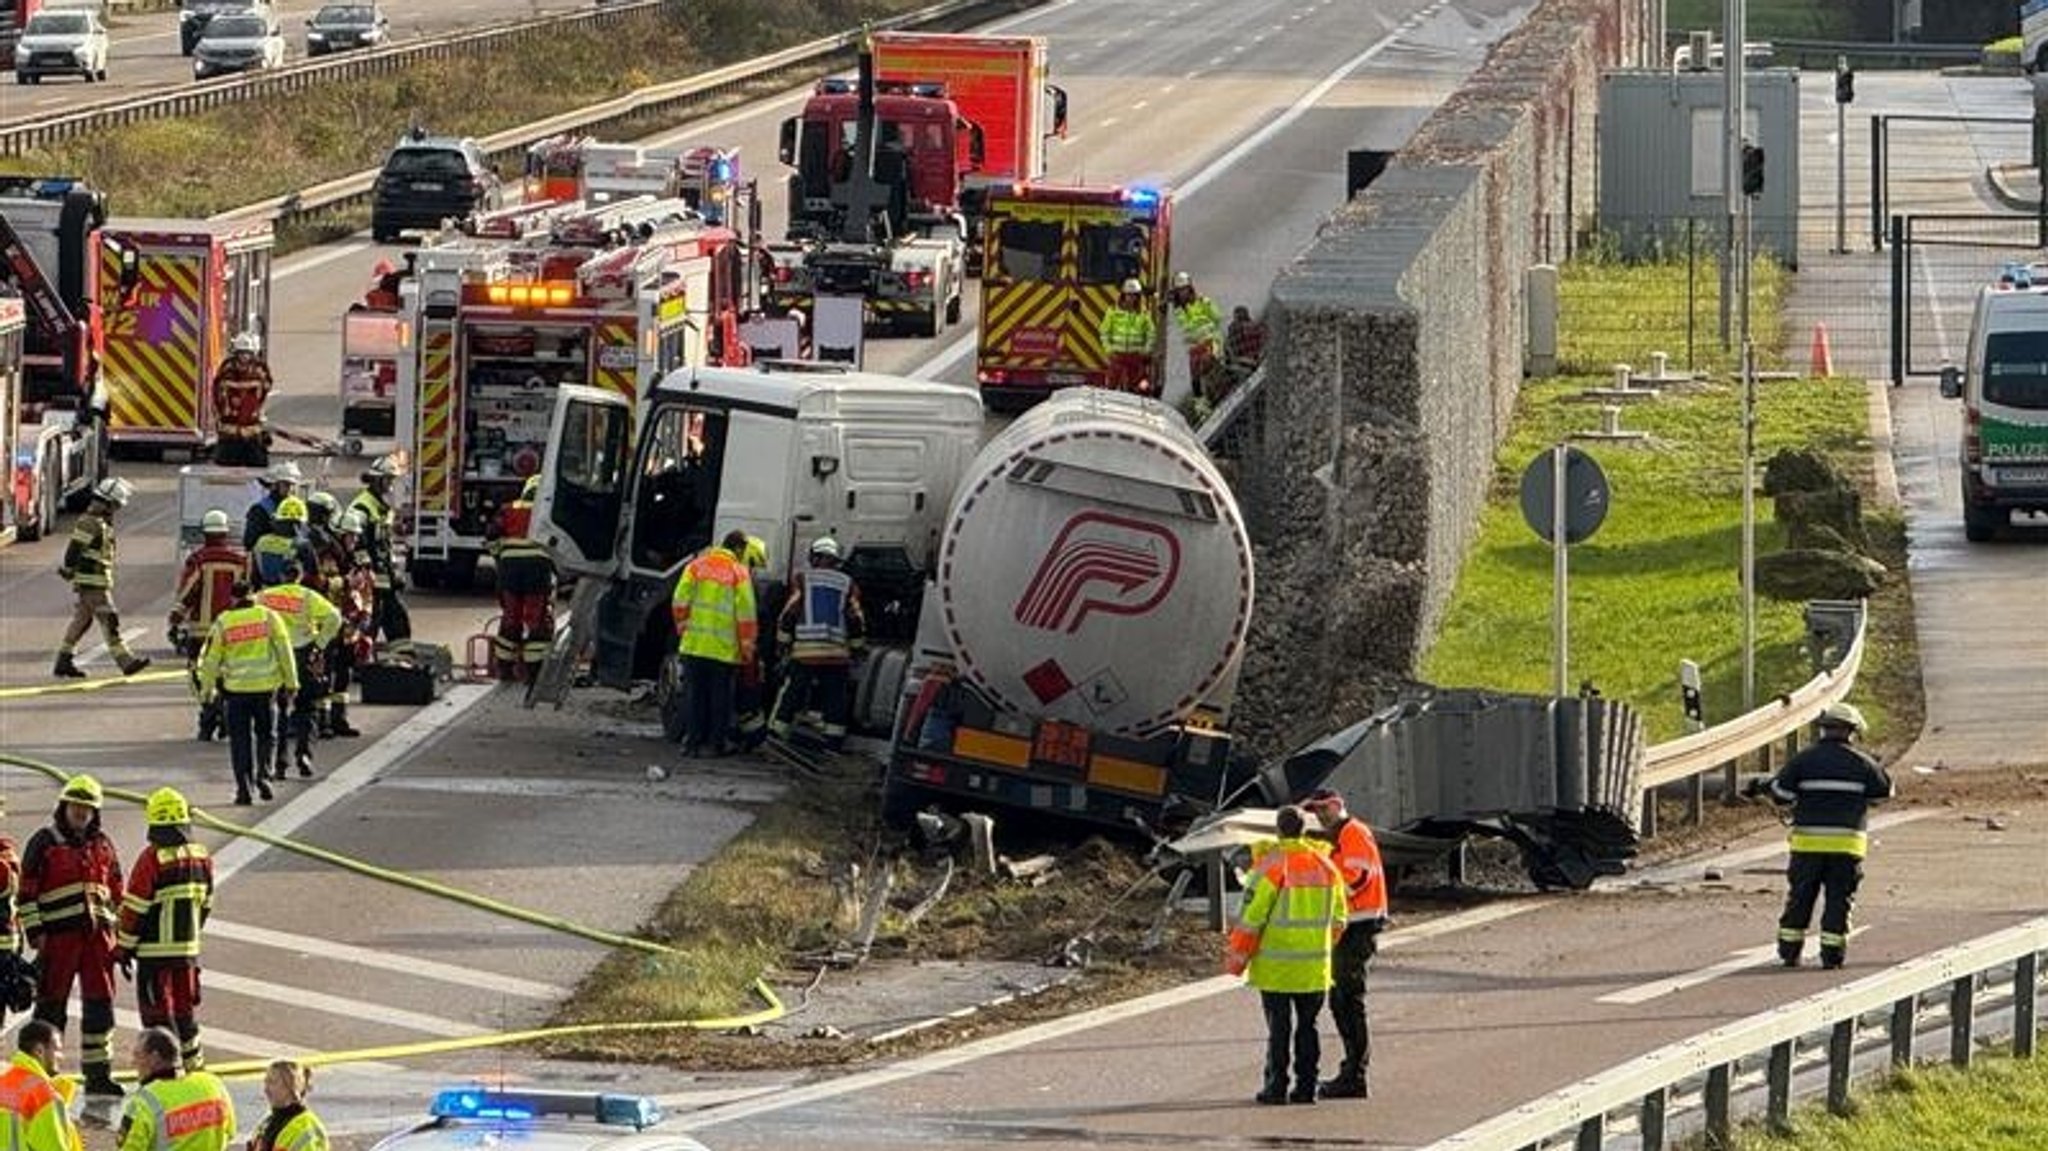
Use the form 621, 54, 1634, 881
372, 1090, 711, 1151
192, 10, 285, 79
13, 8, 109, 83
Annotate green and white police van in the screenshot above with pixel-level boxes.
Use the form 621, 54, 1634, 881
1941, 271, 2048, 541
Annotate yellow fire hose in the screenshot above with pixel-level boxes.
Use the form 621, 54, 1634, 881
0, 752, 786, 1078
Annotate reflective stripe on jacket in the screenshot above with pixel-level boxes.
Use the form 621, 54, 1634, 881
116, 840, 213, 961
18, 825, 122, 938
1225, 837, 1345, 993
173, 545, 248, 631
671, 548, 757, 665
263, 1110, 326, 1151
197, 605, 300, 695
0, 1051, 81, 1151
0, 839, 17, 955
778, 569, 865, 665
1099, 306, 1156, 355
119, 1073, 236, 1151
254, 583, 342, 650
1327, 816, 1389, 923
61, 514, 115, 590
347, 490, 396, 588
1175, 295, 1223, 351
489, 501, 551, 563
1769, 737, 1894, 858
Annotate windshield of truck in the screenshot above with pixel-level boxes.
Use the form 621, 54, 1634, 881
208, 14, 266, 36
26, 13, 89, 33
1077, 221, 1149, 286
384, 148, 468, 179
993, 220, 1062, 282
1984, 331, 2048, 409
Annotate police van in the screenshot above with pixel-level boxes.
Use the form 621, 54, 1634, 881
1940, 265, 2048, 540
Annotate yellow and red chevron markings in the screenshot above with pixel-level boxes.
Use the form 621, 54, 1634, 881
415, 328, 456, 513
592, 321, 637, 405
102, 250, 203, 437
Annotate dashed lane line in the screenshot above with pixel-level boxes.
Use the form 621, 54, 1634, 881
205, 919, 569, 1001
202, 970, 494, 1038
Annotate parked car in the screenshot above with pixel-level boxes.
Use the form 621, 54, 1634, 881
370, 133, 502, 243
13, 7, 108, 83
304, 1, 387, 56
192, 9, 284, 78
179, 0, 268, 56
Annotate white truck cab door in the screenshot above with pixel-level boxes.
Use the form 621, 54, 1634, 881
532, 384, 633, 577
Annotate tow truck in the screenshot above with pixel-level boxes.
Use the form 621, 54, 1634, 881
0, 176, 116, 542
395, 195, 752, 588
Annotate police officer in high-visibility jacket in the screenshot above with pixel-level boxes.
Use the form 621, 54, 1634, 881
115, 790, 213, 1073
1225, 806, 1347, 1106
769, 537, 866, 751
247, 1062, 325, 1151
53, 478, 150, 679
170, 511, 248, 744
0, 1021, 83, 1151
1301, 787, 1389, 1099
118, 1026, 234, 1151
1749, 703, 1893, 970
670, 530, 757, 758
483, 475, 555, 682
198, 583, 298, 806
255, 564, 342, 781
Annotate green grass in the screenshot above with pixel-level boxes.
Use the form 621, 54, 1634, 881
1724, 1055, 2048, 1149
1421, 253, 1875, 744
1665, 0, 1859, 40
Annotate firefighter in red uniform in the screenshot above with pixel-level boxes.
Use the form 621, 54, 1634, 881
0, 800, 22, 1031
213, 333, 274, 468
169, 510, 249, 743
19, 776, 125, 1098
115, 788, 214, 1073
1301, 787, 1390, 1100
483, 475, 556, 681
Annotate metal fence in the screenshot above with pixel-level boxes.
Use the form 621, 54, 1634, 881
1888, 212, 2041, 381
1867, 114, 2033, 252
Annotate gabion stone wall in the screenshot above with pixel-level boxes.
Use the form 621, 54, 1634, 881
1233, 0, 1653, 757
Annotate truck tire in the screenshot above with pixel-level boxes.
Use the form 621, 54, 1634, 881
446, 550, 480, 591
656, 654, 689, 743
1963, 502, 2006, 543
945, 292, 962, 327
854, 647, 909, 734
409, 559, 445, 590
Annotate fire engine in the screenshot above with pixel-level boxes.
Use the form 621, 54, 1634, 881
0, 294, 23, 547
976, 183, 1172, 405
99, 217, 274, 454
395, 196, 751, 588
523, 136, 746, 226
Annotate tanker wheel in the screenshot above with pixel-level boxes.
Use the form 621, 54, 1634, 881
945, 293, 962, 327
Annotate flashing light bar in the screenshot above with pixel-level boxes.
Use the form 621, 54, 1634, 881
1121, 186, 1162, 209
428, 1088, 663, 1130
483, 281, 576, 307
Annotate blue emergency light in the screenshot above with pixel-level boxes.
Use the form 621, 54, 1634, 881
429, 1088, 663, 1131
1121, 186, 1161, 209
709, 157, 733, 183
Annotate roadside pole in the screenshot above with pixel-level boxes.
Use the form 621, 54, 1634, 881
1834, 56, 1852, 255
1552, 442, 1569, 699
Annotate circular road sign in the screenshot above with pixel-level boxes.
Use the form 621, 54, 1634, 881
1520, 446, 1611, 545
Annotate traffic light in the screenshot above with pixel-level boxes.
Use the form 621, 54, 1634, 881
1835, 67, 1855, 104
1741, 143, 1765, 199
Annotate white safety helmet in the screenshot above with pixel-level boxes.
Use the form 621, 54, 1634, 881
263, 460, 304, 486
201, 509, 231, 535
337, 509, 365, 535
809, 536, 842, 561
1817, 702, 1866, 732
92, 477, 133, 508
231, 332, 262, 356
1120, 278, 1143, 296
1171, 271, 1193, 290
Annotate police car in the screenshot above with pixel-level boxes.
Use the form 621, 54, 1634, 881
372, 1089, 711, 1151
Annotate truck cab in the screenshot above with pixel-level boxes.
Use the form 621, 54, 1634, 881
779, 78, 982, 239
530, 364, 983, 731
1940, 270, 2048, 540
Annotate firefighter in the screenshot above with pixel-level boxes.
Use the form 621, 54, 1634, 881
242, 463, 302, 550
212, 333, 274, 469
168, 510, 248, 743
670, 530, 757, 758
1, 1020, 81, 1151
248, 497, 317, 591
115, 789, 213, 1073
254, 563, 341, 781
1224, 806, 1346, 1106
118, 1027, 235, 1151
53, 478, 150, 680
349, 458, 412, 652
1099, 278, 1157, 395
198, 582, 298, 806
1746, 703, 1894, 969
769, 537, 866, 752
1301, 787, 1389, 1099
308, 502, 362, 739
327, 511, 378, 731
19, 775, 125, 1098
0, 801, 21, 1034
483, 475, 555, 681
1168, 271, 1226, 401
732, 535, 774, 749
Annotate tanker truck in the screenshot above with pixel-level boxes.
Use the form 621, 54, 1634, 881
880, 387, 1256, 831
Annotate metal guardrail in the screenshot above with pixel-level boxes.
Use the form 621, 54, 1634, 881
204, 0, 1023, 230
1422, 914, 2045, 1150
0, 2, 667, 157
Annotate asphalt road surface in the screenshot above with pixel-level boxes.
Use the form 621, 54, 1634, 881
4, 0, 599, 122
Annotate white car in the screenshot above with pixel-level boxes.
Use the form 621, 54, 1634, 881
192, 10, 285, 79
372, 1090, 711, 1151
13, 8, 109, 83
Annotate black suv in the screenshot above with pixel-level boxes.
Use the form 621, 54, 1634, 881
305, 1, 388, 56
180, 0, 262, 56
370, 134, 501, 243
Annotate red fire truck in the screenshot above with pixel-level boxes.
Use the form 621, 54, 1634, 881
396, 198, 750, 588
524, 135, 746, 226
976, 183, 1172, 406
0, 294, 23, 547
1, 0, 47, 68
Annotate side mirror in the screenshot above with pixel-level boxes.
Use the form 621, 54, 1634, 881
1939, 364, 1963, 400
1049, 86, 1069, 139
966, 124, 986, 170
777, 117, 797, 167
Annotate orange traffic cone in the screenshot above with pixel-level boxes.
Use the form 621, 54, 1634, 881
1808, 322, 1835, 379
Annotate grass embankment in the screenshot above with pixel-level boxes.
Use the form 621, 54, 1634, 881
1421, 252, 1919, 754
1724, 1055, 2048, 1149
0, 0, 935, 244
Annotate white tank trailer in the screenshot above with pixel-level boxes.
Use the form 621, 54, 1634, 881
883, 388, 1256, 831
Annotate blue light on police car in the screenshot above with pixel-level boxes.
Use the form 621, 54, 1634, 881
596, 1095, 663, 1130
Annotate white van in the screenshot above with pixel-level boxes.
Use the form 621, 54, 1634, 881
1940, 281, 2048, 540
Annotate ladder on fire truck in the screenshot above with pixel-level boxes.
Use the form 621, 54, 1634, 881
0, 209, 80, 350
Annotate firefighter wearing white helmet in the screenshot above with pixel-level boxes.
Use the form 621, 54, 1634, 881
53, 478, 149, 679
349, 457, 411, 653
1745, 700, 1892, 970
769, 536, 867, 751
1167, 270, 1227, 401
242, 460, 303, 550
1098, 277, 1157, 395
170, 508, 251, 742
214, 330, 275, 468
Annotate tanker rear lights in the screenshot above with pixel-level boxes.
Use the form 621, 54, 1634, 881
483, 281, 575, 308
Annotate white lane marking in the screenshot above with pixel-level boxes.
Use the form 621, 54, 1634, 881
274, 240, 375, 282
206, 918, 569, 1001
1159, 84, 1176, 95
61, 995, 405, 1070
74, 626, 150, 669
1131, 99, 1148, 111
211, 682, 496, 886
203, 969, 493, 1037
1208, 54, 1225, 65
675, 897, 1548, 1131
1598, 928, 1873, 1006
1097, 116, 1119, 128
907, 8, 1429, 385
